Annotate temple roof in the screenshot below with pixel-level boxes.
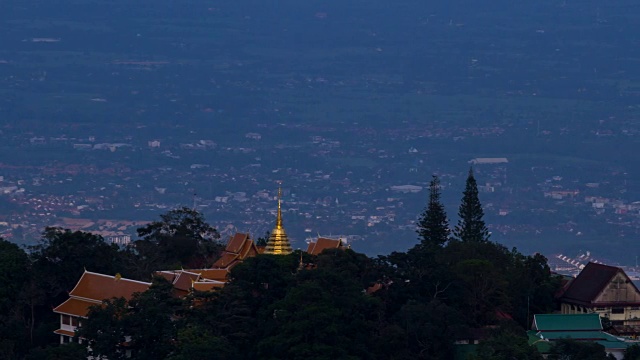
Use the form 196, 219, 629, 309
192, 281, 226, 292
173, 271, 201, 291
53, 297, 99, 318
185, 268, 230, 282
306, 237, 344, 255
211, 232, 259, 269
69, 271, 151, 302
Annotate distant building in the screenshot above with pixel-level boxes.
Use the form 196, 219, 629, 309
108, 235, 131, 246
245, 132, 262, 140
390, 185, 422, 193
148, 140, 160, 148
469, 157, 508, 165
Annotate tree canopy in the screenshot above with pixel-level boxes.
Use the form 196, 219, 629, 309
454, 168, 490, 243
0, 176, 576, 360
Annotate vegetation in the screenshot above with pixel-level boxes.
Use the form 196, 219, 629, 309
454, 168, 491, 243
0, 176, 631, 359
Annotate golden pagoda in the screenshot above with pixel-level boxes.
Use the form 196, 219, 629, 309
264, 187, 293, 255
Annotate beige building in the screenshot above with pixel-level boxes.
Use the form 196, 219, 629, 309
558, 262, 640, 332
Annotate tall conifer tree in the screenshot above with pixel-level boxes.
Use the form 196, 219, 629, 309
416, 175, 450, 248
454, 168, 490, 242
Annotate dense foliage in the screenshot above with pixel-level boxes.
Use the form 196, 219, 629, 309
0, 178, 629, 359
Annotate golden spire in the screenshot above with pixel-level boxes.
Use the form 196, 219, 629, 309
264, 185, 293, 255
276, 187, 283, 228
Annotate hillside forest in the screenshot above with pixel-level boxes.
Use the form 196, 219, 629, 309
0, 171, 635, 360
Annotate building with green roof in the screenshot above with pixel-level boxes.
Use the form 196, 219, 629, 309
529, 313, 630, 359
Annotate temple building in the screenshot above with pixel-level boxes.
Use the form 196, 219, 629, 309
52, 189, 355, 343
53, 271, 151, 344
264, 187, 293, 255
306, 237, 347, 255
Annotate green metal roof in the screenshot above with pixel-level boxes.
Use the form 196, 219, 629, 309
533, 313, 602, 331
537, 331, 617, 341
528, 327, 630, 353
527, 331, 553, 353
595, 341, 630, 349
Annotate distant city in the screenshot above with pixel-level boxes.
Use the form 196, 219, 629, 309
2, 120, 640, 264
3, 0, 640, 264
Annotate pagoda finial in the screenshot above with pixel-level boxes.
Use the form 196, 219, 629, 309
276, 185, 283, 228
264, 183, 292, 255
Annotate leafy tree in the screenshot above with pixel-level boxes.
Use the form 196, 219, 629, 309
256, 231, 270, 247
398, 299, 466, 360
454, 168, 490, 243
505, 252, 562, 328
80, 277, 182, 360
29, 227, 124, 300
125, 277, 182, 360
25, 228, 126, 349
256, 253, 381, 360
472, 325, 543, 360
548, 338, 616, 360
416, 175, 450, 249
454, 259, 509, 326
624, 344, 640, 360
167, 326, 233, 360
134, 207, 222, 271
0, 239, 31, 341
25, 343, 88, 360
78, 297, 130, 360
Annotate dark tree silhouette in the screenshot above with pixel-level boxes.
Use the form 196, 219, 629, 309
416, 175, 450, 248
454, 168, 490, 243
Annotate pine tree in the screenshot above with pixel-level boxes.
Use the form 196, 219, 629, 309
454, 168, 490, 242
416, 175, 450, 248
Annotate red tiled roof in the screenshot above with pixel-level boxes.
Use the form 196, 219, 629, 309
192, 281, 225, 292
173, 271, 200, 291
185, 269, 229, 282
69, 271, 151, 302
306, 242, 315, 253
53, 297, 100, 318
225, 233, 250, 253
307, 237, 343, 255
560, 262, 628, 305
211, 232, 259, 270
154, 270, 179, 283
239, 238, 258, 258
212, 253, 240, 269
54, 329, 76, 337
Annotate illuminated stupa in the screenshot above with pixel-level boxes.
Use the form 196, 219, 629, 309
264, 187, 293, 255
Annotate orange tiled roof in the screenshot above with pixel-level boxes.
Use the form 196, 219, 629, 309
192, 281, 225, 291
69, 271, 151, 301
173, 271, 201, 291
186, 269, 229, 282
54, 329, 76, 337
307, 237, 343, 255
306, 241, 315, 253
212, 252, 240, 269
154, 270, 180, 283
53, 297, 99, 318
211, 232, 260, 270
225, 233, 250, 253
